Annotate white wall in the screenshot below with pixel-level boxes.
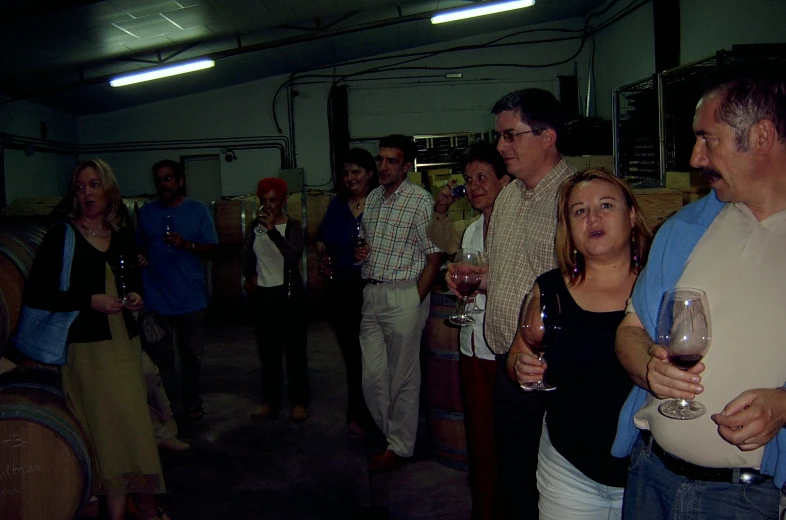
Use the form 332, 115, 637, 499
0, 101, 79, 203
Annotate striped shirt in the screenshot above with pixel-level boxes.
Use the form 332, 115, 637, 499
484, 158, 576, 354
361, 180, 441, 282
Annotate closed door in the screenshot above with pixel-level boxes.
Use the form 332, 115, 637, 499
183, 155, 222, 205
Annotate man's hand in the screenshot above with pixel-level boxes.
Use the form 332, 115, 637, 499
163, 232, 185, 249
445, 262, 487, 298
124, 292, 144, 311
137, 254, 148, 267
434, 180, 459, 215
91, 294, 123, 314
646, 345, 704, 400
712, 388, 786, 451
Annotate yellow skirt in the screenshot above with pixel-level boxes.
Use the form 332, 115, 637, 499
61, 264, 165, 497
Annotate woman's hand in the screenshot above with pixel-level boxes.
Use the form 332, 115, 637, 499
91, 294, 124, 314
434, 180, 458, 214
137, 253, 148, 267
243, 276, 258, 293
354, 243, 370, 263
258, 208, 274, 231
319, 255, 333, 277
124, 292, 143, 311
513, 352, 546, 385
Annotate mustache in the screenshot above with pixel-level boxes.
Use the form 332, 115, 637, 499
702, 168, 721, 180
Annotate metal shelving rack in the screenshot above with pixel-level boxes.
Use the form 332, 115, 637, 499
613, 46, 786, 186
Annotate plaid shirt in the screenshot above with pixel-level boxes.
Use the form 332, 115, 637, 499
484, 158, 576, 354
361, 180, 441, 282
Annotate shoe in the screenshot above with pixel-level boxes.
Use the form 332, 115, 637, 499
158, 437, 190, 452
292, 405, 308, 422
250, 403, 276, 419
369, 449, 401, 472
348, 421, 366, 438
186, 406, 204, 421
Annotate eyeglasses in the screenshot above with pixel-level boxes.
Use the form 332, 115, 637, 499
492, 129, 535, 143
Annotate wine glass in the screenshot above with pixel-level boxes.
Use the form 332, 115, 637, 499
468, 252, 488, 314
353, 221, 367, 266
448, 249, 484, 326
657, 287, 712, 420
254, 205, 266, 235
112, 253, 133, 305
518, 290, 561, 391
162, 215, 176, 254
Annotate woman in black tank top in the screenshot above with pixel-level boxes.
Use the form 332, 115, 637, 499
506, 170, 652, 520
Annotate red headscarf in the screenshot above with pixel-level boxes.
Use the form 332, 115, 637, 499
256, 177, 288, 199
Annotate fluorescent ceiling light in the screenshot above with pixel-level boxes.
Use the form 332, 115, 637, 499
431, 0, 536, 24
110, 59, 215, 87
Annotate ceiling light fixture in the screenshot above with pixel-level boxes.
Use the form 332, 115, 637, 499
110, 59, 215, 87
431, 0, 536, 24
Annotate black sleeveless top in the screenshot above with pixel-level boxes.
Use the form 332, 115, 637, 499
537, 268, 632, 488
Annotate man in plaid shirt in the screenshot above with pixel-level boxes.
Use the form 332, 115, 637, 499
355, 134, 442, 472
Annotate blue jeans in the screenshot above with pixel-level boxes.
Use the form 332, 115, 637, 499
624, 434, 779, 520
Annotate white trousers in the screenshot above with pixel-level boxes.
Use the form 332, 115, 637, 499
537, 423, 624, 520
359, 281, 429, 457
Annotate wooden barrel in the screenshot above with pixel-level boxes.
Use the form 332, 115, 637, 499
0, 223, 46, 358
422, 290, 467, 470
0, 367, 93, 520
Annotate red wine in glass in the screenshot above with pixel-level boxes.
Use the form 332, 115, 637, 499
518, 290, 560, 391
448, 249, 485, 327
657, 287, 711, 420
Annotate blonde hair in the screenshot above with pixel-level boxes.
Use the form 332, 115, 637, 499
555, 169, 652, 284
67, 158, 124, 230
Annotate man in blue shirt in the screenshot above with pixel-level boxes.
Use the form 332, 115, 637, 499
137, 159, 219, 420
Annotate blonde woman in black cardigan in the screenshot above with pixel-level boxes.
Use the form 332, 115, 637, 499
241, 177, 310, 422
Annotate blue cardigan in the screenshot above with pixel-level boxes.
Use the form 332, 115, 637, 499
611, 193, 786, 488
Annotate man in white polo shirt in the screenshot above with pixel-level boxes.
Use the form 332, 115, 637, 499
614, 68, 786, 518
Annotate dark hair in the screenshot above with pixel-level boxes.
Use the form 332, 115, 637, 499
341, 148, 380, 193
702, 67, 786, 150
152, 159, 183, 181
379, 134, 416, 164
556, 169, 652, 284
491, 89, 564, 149
67, 158, 123, 230
461, 142, 510, 180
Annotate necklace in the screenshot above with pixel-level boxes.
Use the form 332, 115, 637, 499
80, 220, 111, 238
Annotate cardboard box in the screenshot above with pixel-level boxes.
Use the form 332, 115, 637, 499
565, 155, 615, 173
407, 171, 423, 186
665, 171, 710, 193
632, 187, 684, 230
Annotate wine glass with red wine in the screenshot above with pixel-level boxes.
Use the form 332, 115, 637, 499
448, 249, 484, 326
657, 287, 712, 419
519, 290, 561, 391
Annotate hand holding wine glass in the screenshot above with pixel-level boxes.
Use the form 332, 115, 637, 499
162, 215, 176, 254
656, 287, 712, 419
518, 289, 561, 391
448, 249, 484, 326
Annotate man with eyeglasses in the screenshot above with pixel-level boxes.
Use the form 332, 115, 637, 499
137, 159, 218, 423
354, 134, 442, 472
471, 89, 575, 519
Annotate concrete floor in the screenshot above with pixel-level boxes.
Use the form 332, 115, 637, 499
154, 320, 471, 520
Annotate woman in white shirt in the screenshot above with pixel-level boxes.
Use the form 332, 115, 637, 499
241, 177, 310, 422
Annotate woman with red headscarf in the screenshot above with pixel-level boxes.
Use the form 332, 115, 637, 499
240, 177, 310, 421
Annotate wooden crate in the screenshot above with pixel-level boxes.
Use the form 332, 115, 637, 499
632, 188, 684, 231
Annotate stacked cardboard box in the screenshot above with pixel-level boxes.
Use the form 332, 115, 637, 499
565, 155, 615, 173
665, 171, 711, 205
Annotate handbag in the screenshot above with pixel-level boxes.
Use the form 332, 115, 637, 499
11, 223, 80, 365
